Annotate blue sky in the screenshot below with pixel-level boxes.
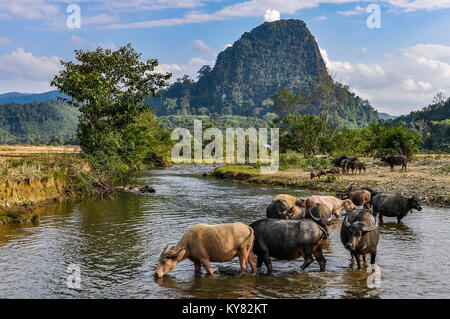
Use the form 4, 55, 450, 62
1, 0, 450, 115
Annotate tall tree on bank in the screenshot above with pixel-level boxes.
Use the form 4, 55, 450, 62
314, 70, 340, 123
51, 44, 172, 173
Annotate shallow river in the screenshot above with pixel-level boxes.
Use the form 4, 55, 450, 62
0, 167, 449, 298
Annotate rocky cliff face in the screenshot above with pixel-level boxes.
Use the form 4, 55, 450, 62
207, 19, 327, 112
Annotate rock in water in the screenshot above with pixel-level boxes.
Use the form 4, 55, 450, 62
139, 185, 155, 193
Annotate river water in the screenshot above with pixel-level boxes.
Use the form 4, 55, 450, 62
0, 166, 449, 298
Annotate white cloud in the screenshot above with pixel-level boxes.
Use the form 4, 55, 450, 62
99, 42, 117, 50
336, 5, 365, 16
0, 37, 13, 46
385, 0, 450, 12
0, 0, 59, 20
157, 40, 218, 81
191, 40, 215, 57
70, 35, 84, 47
83, 14, 118, 25
101, 0, 450, 29
264, 9, 280, 22
320, 44, 450, 115
0, 48, 61, 93
315, 16, 328, 20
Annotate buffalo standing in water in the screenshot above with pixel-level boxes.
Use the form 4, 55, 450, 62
154, 222, 256, 277
250, 218, 328, 274
371, 193, 422, 223
340, 209, 379, 269
266, 194, 305, 219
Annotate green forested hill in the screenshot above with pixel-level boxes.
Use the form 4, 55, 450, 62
146, 19, 380, 127
392, 97, 450, 152
0, 101, 79, 144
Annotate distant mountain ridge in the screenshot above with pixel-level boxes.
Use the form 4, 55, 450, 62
378, 112, 398, 120
0, 90, 64, 104
0, 101, 78, 144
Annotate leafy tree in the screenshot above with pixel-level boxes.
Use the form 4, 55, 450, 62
272, 87, 308, 118
314, 71, 337, 123
51, 44, 171, 174
377, 126, 422, 158
276, 114, 335, 155
48, 134, 62, 146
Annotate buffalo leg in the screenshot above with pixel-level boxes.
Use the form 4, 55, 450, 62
247, 251, 257, 273
397, 215, 403, 224
301, 248, 314, 271
237, 253, 248, 274
362, 255, 367, 266
370, 252, 377, 264
201, 259, 214, 276
194, 261, 202, 273
350, 251, 355, 263
355, 254, 362, 269
379, 214, 384, 224
263, 252, 273, 274
312, 245, 326, 272
257, 255, 264, 268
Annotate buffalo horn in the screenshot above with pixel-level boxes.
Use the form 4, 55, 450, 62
159, 244, 170, 261
343, 215, 351, 227
165, 248, 183, 259
307, 205, 321, 222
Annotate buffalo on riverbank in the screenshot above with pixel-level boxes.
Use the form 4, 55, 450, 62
381, 155, 408, 171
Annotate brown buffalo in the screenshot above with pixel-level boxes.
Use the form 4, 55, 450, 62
305, 196, 357, 219
326, 167, 342, 175
339, 189, 372, 207
310, 170, 326, 181
266, 194, 305, 219
349, 162, 366, 174
154, 222, 256, 277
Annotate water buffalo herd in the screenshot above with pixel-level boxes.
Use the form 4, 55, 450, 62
155, 185, 423, 278
154, 154, 421, 278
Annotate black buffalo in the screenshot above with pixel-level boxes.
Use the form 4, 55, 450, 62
340, 209, 379, 269
381, 155, 408, 171
249, 219, 327, 273
334, 155, 348, 167
371, 193, 422, 223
